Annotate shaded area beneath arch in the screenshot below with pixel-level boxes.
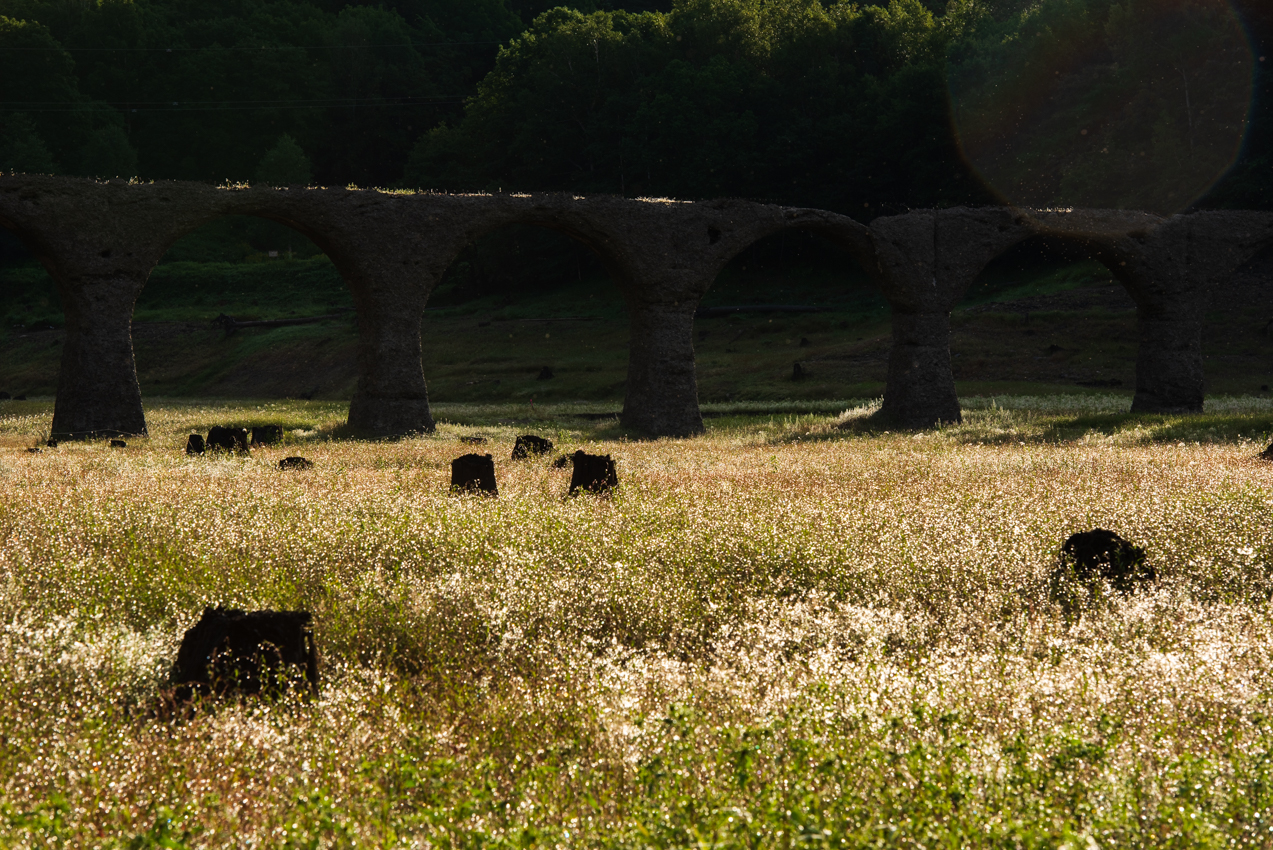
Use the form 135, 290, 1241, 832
696, 230, 891, 402
422, 225, 631, 404
950, 236, 1139, 395
0, 227, 62, 397
948, 235, 1273, 398
131, 216, 358, 400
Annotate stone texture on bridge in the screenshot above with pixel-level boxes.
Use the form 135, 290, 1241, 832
1, 175, 1269, 438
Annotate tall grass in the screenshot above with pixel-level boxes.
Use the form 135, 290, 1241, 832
0, 399, 1271, 846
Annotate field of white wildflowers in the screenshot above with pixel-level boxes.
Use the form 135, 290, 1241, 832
0, 396, 1271, 848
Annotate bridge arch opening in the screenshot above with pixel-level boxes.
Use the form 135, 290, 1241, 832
134, 215, 358, 401
0, 225, 62, 400
696, 228, 889, 404
1213, 242, 1273, 396
951, 234, 1138, 398
423, 223, 631, 406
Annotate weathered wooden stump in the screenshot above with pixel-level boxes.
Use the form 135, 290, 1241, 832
171, 606, 319, 701
512, 434, 554, 460
569, 451, 618, 495
451, 453, 498, 495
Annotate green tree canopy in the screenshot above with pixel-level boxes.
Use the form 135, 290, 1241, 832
947, 0, 1254, 211
0, 112, 58, 173
254, 133, 313, 185
406, 0, 981, 212
77, 124, 138, 178
0, 0, 1266, 209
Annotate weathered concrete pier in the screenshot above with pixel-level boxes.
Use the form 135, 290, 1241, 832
1, 175, 1270, 438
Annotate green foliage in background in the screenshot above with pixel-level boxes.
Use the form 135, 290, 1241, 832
406, 0, 983, 209
948, 0, 1258, 211
0, 0, 1265, 208
253, 133, 313, 186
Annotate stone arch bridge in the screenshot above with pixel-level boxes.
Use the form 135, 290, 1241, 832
1, 175, 1270, 439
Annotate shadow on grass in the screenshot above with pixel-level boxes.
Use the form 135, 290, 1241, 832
756, 407, 1273, 448
1028, 412, 1273, 445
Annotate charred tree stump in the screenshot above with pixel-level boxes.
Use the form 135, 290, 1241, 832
569, 451, 618, 495
171, 606, 319, 701
206, 426, 250, 453
451, 453, 498, 495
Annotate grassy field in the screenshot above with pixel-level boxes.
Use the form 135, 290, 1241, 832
1, 397, 1273, 846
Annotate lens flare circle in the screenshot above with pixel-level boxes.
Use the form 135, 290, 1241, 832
948, 0, 1256, 213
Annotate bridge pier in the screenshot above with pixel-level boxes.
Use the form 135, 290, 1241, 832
344, 280, 434, 438
1108, 211, 1273, 414
1131, 312, 1205, 413
881, 309, 962, 427
620, 300, 704, 437
50, 269, 149, 439
870, 208, 1031, 428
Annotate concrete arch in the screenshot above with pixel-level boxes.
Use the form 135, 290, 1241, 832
859, 207, 1035, 425
3, 174, 1271, 438
417, 202, 638, 300
693, 211, 878, 296
683, 214, 884, 404
1023, 209, 1273, 411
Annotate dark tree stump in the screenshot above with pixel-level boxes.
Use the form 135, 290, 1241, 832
186, 434, 206, 454
279, 456, 314, 470
251, 425, 284, 446
512, 434, 554, 460
110, 439, 127, 448
171, 606, 319, 700
1050, 528, 1155, 615
569, 451, 618, 495
451, 453, 498, 495
207, 426, 250, 453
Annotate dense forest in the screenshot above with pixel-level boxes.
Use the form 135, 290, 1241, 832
0, 0, 1270, 213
